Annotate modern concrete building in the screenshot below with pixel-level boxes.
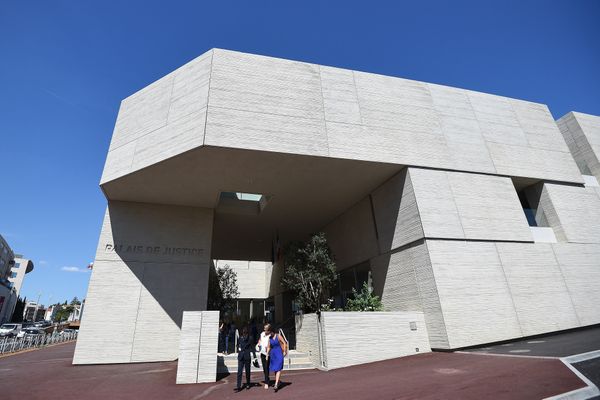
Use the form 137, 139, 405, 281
8, 255, 34, 298
0, 235, 16, 324
4, 255, 34, 324
74, 49, 600, 365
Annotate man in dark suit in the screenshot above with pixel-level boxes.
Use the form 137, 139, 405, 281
235, 326, 257, 392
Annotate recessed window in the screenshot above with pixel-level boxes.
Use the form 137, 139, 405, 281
13, 262, 20, 269
512, 179, 549, 227
235, 192, 263, 202
217, 191, 270, 215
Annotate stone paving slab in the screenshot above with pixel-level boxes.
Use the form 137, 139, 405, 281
0, 341, 586, 400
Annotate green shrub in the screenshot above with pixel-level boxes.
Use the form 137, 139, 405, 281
345, 282, 383, 312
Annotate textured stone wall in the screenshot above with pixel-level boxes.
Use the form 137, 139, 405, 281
557, 112, 600, 181
319, 311, 430, 370
101, 51, 212, 183
322, 197, 379, 270
176, 311, 219, 384
295, 313, 321, 368
102, 49, 583, 186
213, 260, 272, 299
325, 165, 600, 350
73, 201, 213, 364
541, 183, 600, 243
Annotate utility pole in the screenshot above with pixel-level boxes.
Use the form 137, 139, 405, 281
33, 292, 42, 322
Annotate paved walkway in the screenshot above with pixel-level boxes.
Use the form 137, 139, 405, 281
463, 325, 600, 357
0, 342, 586, 400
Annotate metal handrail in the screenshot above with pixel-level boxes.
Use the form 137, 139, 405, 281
234, 329, 239, 353
0, 331, 78, 355
278, 328, 292, 368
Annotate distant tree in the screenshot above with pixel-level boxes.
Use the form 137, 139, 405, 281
281, 232, 338, 314
207, 264, 239, 315
344, 282, 383, 312
70, 297, 81, 306
10, 296, 25, 323
54, 303, 75, 322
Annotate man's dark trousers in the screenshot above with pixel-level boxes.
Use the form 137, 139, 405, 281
261, 354, 270, 385
237, 359, 251, 389
236, 335, 256, 389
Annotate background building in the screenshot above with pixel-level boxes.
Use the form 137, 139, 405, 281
8, 256, 34, 297
23, 301, 46, 322
0, 234, 16, 324
74, 49, 600, 364
44, 305, 58, 321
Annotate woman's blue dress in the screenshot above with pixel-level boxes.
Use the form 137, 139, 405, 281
268, 334, 284, 372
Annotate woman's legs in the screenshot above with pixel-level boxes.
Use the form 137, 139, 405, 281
274, 371, 281, 388
261, 354, 270, 388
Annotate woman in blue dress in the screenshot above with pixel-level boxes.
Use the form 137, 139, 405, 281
266, 329, 287, 392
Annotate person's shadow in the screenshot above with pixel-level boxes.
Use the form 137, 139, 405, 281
275, 382, 293, 392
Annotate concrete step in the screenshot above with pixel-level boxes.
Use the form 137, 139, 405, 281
217, 350, 314, 373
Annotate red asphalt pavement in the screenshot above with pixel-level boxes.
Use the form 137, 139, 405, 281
0, 342, 585, 400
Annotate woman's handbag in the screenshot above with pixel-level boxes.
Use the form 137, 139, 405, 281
252, 358, 259, 368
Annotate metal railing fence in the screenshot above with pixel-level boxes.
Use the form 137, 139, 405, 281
0, 331, 78, 355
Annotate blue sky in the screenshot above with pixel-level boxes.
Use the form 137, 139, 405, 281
0, 0, 599, 306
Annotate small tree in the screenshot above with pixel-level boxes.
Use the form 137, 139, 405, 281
281, 232, 337, 314
207, 264, 240, 315
70, 297, 81, 306
54, 303, 74, 322
345, 282, 383, 312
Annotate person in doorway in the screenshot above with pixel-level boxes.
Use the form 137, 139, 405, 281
228, 321, 237, 355
257, 323, 272, 389
223, 319, 230, 354
235, 327, 257, 392
250, 318, 259, 343
267, 326, 287, 392
218, 320, 226, 353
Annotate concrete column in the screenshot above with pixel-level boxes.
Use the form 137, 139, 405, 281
73, 201, 214, 364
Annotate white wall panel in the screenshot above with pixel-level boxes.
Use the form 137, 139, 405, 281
542, 183, 600, 243
209, 49, 324, 120
495, 243, 579, 336
446, 171, 532, 242
320, 311, 430, 369
557, 112, 600, 182
488, 142, 583, 184
101, 51, 212, 184
371, 169, 424, 253
205, 106, 328, 157
176, 311, 219, 384
322, 197, 379, 270
295, 313, 321, 368
552, 243, 600, 326
213, 260, 271, 299
426, 240, 522, 349
408, 168, 465, 240
320, 66, 362, 125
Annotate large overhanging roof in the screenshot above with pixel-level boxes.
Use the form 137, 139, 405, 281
103, 145, 401, 260
99, 48, 584, 259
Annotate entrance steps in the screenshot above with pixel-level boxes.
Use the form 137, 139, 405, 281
217, 350, 314, 373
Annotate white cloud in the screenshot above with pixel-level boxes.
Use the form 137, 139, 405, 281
61, 266, 89, 273
39, 260, 48, 265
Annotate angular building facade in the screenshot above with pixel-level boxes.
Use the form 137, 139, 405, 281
73, 49, 600, 364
